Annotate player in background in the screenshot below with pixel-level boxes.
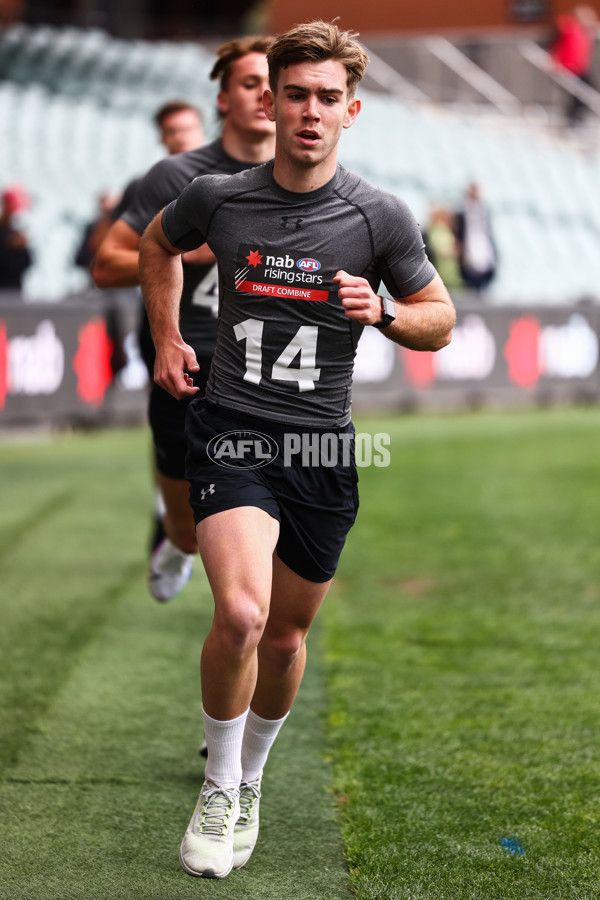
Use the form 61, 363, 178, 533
113, 100, 206, 239
139, 20, 455, 879
89, 99, 206, 558
75, 103, 204, 278
93, 38, 275, 603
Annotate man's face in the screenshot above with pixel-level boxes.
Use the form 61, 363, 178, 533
218, 52, 274, 138
159, 109, 204, 154
264, 59, 360, 170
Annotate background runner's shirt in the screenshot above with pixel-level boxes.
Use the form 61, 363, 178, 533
122, 139, 263, 356
162, 160, 436, 428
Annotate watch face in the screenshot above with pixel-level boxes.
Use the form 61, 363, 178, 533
381, 297, 396, 324
372, 296, 395, 328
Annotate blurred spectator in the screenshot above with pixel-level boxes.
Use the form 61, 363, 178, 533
0, 184, 33, 292
74, 191, 122, 271
454, 182, 497, 294
424, 206, 463, 290
550, 5, 599, 125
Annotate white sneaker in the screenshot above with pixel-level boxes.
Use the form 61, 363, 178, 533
233, 777, 261, 869
179, 781, 239, 879
148, 537, 194, 602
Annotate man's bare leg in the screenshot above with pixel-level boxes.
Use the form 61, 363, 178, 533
148, 471, 198, 602
197, 506, 280, 721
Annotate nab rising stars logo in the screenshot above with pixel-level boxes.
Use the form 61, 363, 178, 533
235, 244, 331, 302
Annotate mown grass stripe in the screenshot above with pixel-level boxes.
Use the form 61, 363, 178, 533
0, 581, 351, 899
0, 428, 149, 774
324, 408, 600, 900
0, 488, 77, 561
0, 426, 351, 899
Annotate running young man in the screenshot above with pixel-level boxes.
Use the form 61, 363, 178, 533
154, 100, 205, 156
139, 21, 455, 879
93, 37, 275, 602
104, 99, 206, 382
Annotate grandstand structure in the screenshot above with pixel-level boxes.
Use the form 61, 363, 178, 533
0, 24, 219, 299
1, 22, 600, 305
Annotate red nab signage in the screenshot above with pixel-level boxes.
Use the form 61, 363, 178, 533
235, 245, 331, 302
0, 321, 7, 411
73, 318, 113, 406
0, 292, 148, 428
353, 305, 600, 409
1, 294, 598, 427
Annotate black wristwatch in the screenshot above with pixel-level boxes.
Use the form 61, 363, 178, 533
372, 295, 396, 329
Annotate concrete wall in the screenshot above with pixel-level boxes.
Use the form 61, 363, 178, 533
266, 0, 600, 35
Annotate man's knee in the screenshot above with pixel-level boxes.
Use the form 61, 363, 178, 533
260, 629, 306, 673
213, 595, 268, 657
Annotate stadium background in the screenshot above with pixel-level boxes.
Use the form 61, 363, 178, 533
1, 0, 600, 428
2, 8, 600, 900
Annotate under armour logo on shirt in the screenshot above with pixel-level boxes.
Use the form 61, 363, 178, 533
280, 216, 304, 231
200, 484, 215, 500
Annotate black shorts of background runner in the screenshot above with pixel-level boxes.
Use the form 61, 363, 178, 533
185, 401, 359, 583
149, 355, 212, 479
138, 305, 156, 380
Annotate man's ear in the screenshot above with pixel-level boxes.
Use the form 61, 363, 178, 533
217, 90, 229, 117
343, 97, 361, 130
263, 89, 276, 122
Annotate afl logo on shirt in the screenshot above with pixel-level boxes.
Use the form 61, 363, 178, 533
297, 258, 321, 272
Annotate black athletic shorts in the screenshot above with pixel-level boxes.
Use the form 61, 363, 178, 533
185, 401, 360, 583
149, 355, 213, 479
138, 304, 156, 380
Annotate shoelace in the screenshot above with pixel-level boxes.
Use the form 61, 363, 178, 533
237, 781, 261, 826
198, 786, 238, 836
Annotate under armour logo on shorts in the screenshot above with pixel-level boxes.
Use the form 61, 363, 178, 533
200, 484, 215, 500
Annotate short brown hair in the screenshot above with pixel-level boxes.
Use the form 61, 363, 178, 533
210, 35, 275, 91
154, 100, 202, 129
267, 20, 369, 97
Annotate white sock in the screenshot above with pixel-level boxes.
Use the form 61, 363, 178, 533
202, 706, 249, 789
240, 708, 289, 784
165, 537, 194, 560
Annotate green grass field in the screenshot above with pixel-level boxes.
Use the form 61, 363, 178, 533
1, 408, 599, 899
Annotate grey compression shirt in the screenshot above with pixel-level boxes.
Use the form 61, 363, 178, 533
162, 160, 436, 427
123, 139, 264, 356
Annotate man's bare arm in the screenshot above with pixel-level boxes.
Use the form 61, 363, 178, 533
92, 219, 141, 288
93, 217, 216, 290
139, 213, 200, 398
335, 270, 455, 351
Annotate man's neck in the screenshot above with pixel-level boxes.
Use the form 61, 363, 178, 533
221, 124, 275, 164
271, 154, 337, 194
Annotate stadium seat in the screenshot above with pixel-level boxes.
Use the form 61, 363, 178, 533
1, 23, 600, 303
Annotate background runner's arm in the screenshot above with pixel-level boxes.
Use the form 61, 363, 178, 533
93, 218, 215, 289
182, 245, 217, 265
335, 270, 455, 351
139, 213, 200, 399
92, 219, 141, 288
